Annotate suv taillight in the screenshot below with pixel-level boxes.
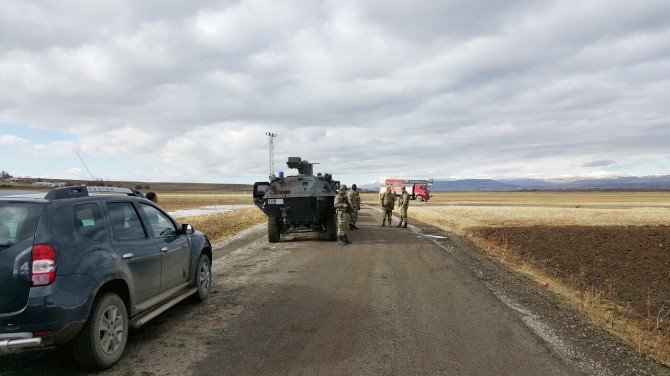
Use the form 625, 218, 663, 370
32, 244, 56, 286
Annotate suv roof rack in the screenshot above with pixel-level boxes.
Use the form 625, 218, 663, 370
44, 185, 144, 200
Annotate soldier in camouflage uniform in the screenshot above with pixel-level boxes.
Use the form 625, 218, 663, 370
380, 186, 396, 226
397, 186, 410, 228
334, 185, 353, 245
347, 184, 361, 229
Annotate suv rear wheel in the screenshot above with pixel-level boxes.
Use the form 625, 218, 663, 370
72, 293, 128, 370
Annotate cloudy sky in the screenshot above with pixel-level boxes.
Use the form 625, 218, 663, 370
1, 0, 669, 185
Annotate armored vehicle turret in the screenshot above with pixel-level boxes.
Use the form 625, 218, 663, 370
253, 157, 340, 242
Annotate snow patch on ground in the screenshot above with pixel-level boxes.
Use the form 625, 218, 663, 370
169, 205, 254, 219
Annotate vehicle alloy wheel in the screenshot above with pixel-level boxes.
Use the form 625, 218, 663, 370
192, 254, 212, 302
99, 305, 124, 355
73, 293, 128, 370
199, 258, 211, 294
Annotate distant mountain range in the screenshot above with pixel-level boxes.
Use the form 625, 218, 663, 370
362, 175, 670, 191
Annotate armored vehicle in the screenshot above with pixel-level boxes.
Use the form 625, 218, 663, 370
253, 157, 339, 242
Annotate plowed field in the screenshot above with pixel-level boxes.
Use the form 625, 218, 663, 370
473, 225, 670, 334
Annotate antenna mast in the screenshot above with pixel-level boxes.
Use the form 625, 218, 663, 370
266, 132, 277, 181
76, 152, 96, 181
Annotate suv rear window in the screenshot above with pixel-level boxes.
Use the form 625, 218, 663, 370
74, 204, 107, 242
0, 202, 44, 250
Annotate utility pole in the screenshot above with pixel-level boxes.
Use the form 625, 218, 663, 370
266, 132, 277, 181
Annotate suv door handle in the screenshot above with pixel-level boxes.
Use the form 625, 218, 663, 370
122, 253, 134, 260
160, 247, 168, 254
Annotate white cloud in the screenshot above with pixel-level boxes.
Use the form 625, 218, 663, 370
0, 0, 669, 183
0, 135, 30, 149
0, 134, 76, 156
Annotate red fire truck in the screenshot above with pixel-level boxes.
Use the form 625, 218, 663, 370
379, 179, 433, 201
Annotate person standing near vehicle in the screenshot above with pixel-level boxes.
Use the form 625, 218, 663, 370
397, 186, 410, 228
146, 192, 158, 204
348, 184, 361, 229
380, 186, 396, 226
334, 185, 353, 245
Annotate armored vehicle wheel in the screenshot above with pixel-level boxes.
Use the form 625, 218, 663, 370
326, 213, 337, 241
268, 216, 280, 243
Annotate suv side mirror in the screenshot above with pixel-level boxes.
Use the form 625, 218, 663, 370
181, 224, 195, 235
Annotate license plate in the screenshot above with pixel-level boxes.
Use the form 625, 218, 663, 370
268, 199, 284, 205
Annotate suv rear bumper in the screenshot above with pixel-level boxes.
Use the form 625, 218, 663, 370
0, 333, 42, 354
0, 274, 98, 345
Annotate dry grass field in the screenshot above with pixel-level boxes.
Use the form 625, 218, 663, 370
363, 190, 670, 233
175, 207, 266, 244
396, 190, 670, 366
362, 190, 670, 210
411, 205, 670, 234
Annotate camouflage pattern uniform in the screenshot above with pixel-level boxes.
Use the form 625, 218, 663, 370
334, 186, 352, 244
347, 186, 361, 227
397, 189, 410, 227
380, 188, 396, 226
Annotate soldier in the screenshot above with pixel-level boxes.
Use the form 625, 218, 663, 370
397, 186, 410, 228
380, 186, 396, 226
334, 185, 353, 245
347, 184, 361, 229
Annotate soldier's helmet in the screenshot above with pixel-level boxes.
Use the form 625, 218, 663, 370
352, 184, 357, 190
401, 186, 406, 191
340, 184, 348, 190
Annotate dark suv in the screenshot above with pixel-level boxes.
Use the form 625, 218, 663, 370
0, 186, 213, 369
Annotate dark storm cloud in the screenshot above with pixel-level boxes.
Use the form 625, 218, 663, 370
1, 0, 669, 183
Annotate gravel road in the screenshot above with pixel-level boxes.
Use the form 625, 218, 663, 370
1, 207, 667, 375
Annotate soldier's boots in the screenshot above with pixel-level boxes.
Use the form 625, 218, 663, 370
402, 223, 408, 228
338, 236, 347, 245
344, 235, 352, 244
349, 223, 357, 230
396, 222, 402, 228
